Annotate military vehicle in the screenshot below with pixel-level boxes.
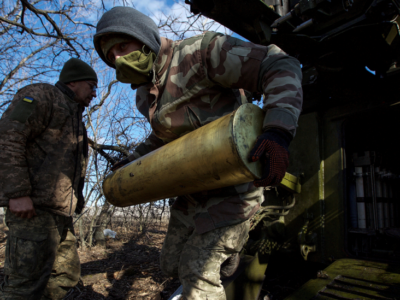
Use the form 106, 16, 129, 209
181, 0, 400, 299
104, 0, 400, 299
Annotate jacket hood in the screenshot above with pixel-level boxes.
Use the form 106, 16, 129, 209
94, 6, 161, 69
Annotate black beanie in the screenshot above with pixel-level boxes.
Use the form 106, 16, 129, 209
59, 58, 98, 83
93, 7, 161, 69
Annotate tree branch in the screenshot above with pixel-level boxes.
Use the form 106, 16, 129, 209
0, 15, 73, 40
88, 138, 131, 158
0, 39, 58, 92
89, 80, 118, 115
20, 0, 79, 55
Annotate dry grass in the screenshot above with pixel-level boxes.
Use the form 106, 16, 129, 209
0, 221, 320, 300
0, 223, 180, 300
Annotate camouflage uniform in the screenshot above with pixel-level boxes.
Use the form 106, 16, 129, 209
161, 211, 249, 299
0, 82, 88, 299
124, 32, 303, 299
2, 209, 80, 300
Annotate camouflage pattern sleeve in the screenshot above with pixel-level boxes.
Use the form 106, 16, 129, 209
127, 130, 165, 161
205, 35, 302, 136
258, 45, 302, 136
0, 86, 52, 200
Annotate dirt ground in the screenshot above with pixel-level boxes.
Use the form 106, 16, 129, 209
0, 223, 322, 300
0, 223, 180, 300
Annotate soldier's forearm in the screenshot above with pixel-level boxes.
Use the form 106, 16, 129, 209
258, 49, 303, 137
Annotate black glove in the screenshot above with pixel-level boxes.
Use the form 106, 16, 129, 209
249, 128, 291, 187
111, 158, 130, 171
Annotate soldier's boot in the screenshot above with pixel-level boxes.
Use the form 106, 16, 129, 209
220, 252, 240, 278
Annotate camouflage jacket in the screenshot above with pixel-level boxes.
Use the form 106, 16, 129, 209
128, 32, 303, 233
0, 82, 88, 216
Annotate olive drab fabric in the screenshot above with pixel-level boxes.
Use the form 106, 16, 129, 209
0, 82, 88, 216
124, 32, 303, 234
59, 58, 98, 84
115, 47, 157, 85
1, 209, 80, 300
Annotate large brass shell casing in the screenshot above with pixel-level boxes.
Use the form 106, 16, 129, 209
103, 103, 264, 207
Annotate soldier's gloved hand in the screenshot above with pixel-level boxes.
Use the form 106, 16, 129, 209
111, 158, 130, 171
249, 128, 291, 187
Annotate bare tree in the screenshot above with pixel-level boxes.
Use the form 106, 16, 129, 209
1, 0, 232, 250
0, 0, 102, 105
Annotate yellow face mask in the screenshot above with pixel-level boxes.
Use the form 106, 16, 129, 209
115, 45, 156, 85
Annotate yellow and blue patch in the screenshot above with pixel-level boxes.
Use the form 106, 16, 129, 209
23, 96, 34, 103
10, 96, 37, 123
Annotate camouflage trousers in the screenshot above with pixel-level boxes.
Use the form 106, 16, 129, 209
0, 209, 80, 300
160, 210, 250, 300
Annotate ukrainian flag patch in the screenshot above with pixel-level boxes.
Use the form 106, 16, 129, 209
23, 96, 34, 103
10, 96, 37, 123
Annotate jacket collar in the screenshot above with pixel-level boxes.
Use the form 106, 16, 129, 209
153, 37, 174, 82
55, 81, 77, 102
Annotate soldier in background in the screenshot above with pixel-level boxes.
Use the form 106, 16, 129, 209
0, 58, 97, 299
94, 7, 302, 300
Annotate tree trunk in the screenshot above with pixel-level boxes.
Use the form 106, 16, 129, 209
87, 196, 101, 247
79, 217, 86, 251
93, 200, 113, 248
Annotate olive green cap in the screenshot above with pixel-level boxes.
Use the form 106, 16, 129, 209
59, 58, 98, 83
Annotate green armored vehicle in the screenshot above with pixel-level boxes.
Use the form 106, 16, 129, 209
102, 1, 400, 299
177, 0, 400, 299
